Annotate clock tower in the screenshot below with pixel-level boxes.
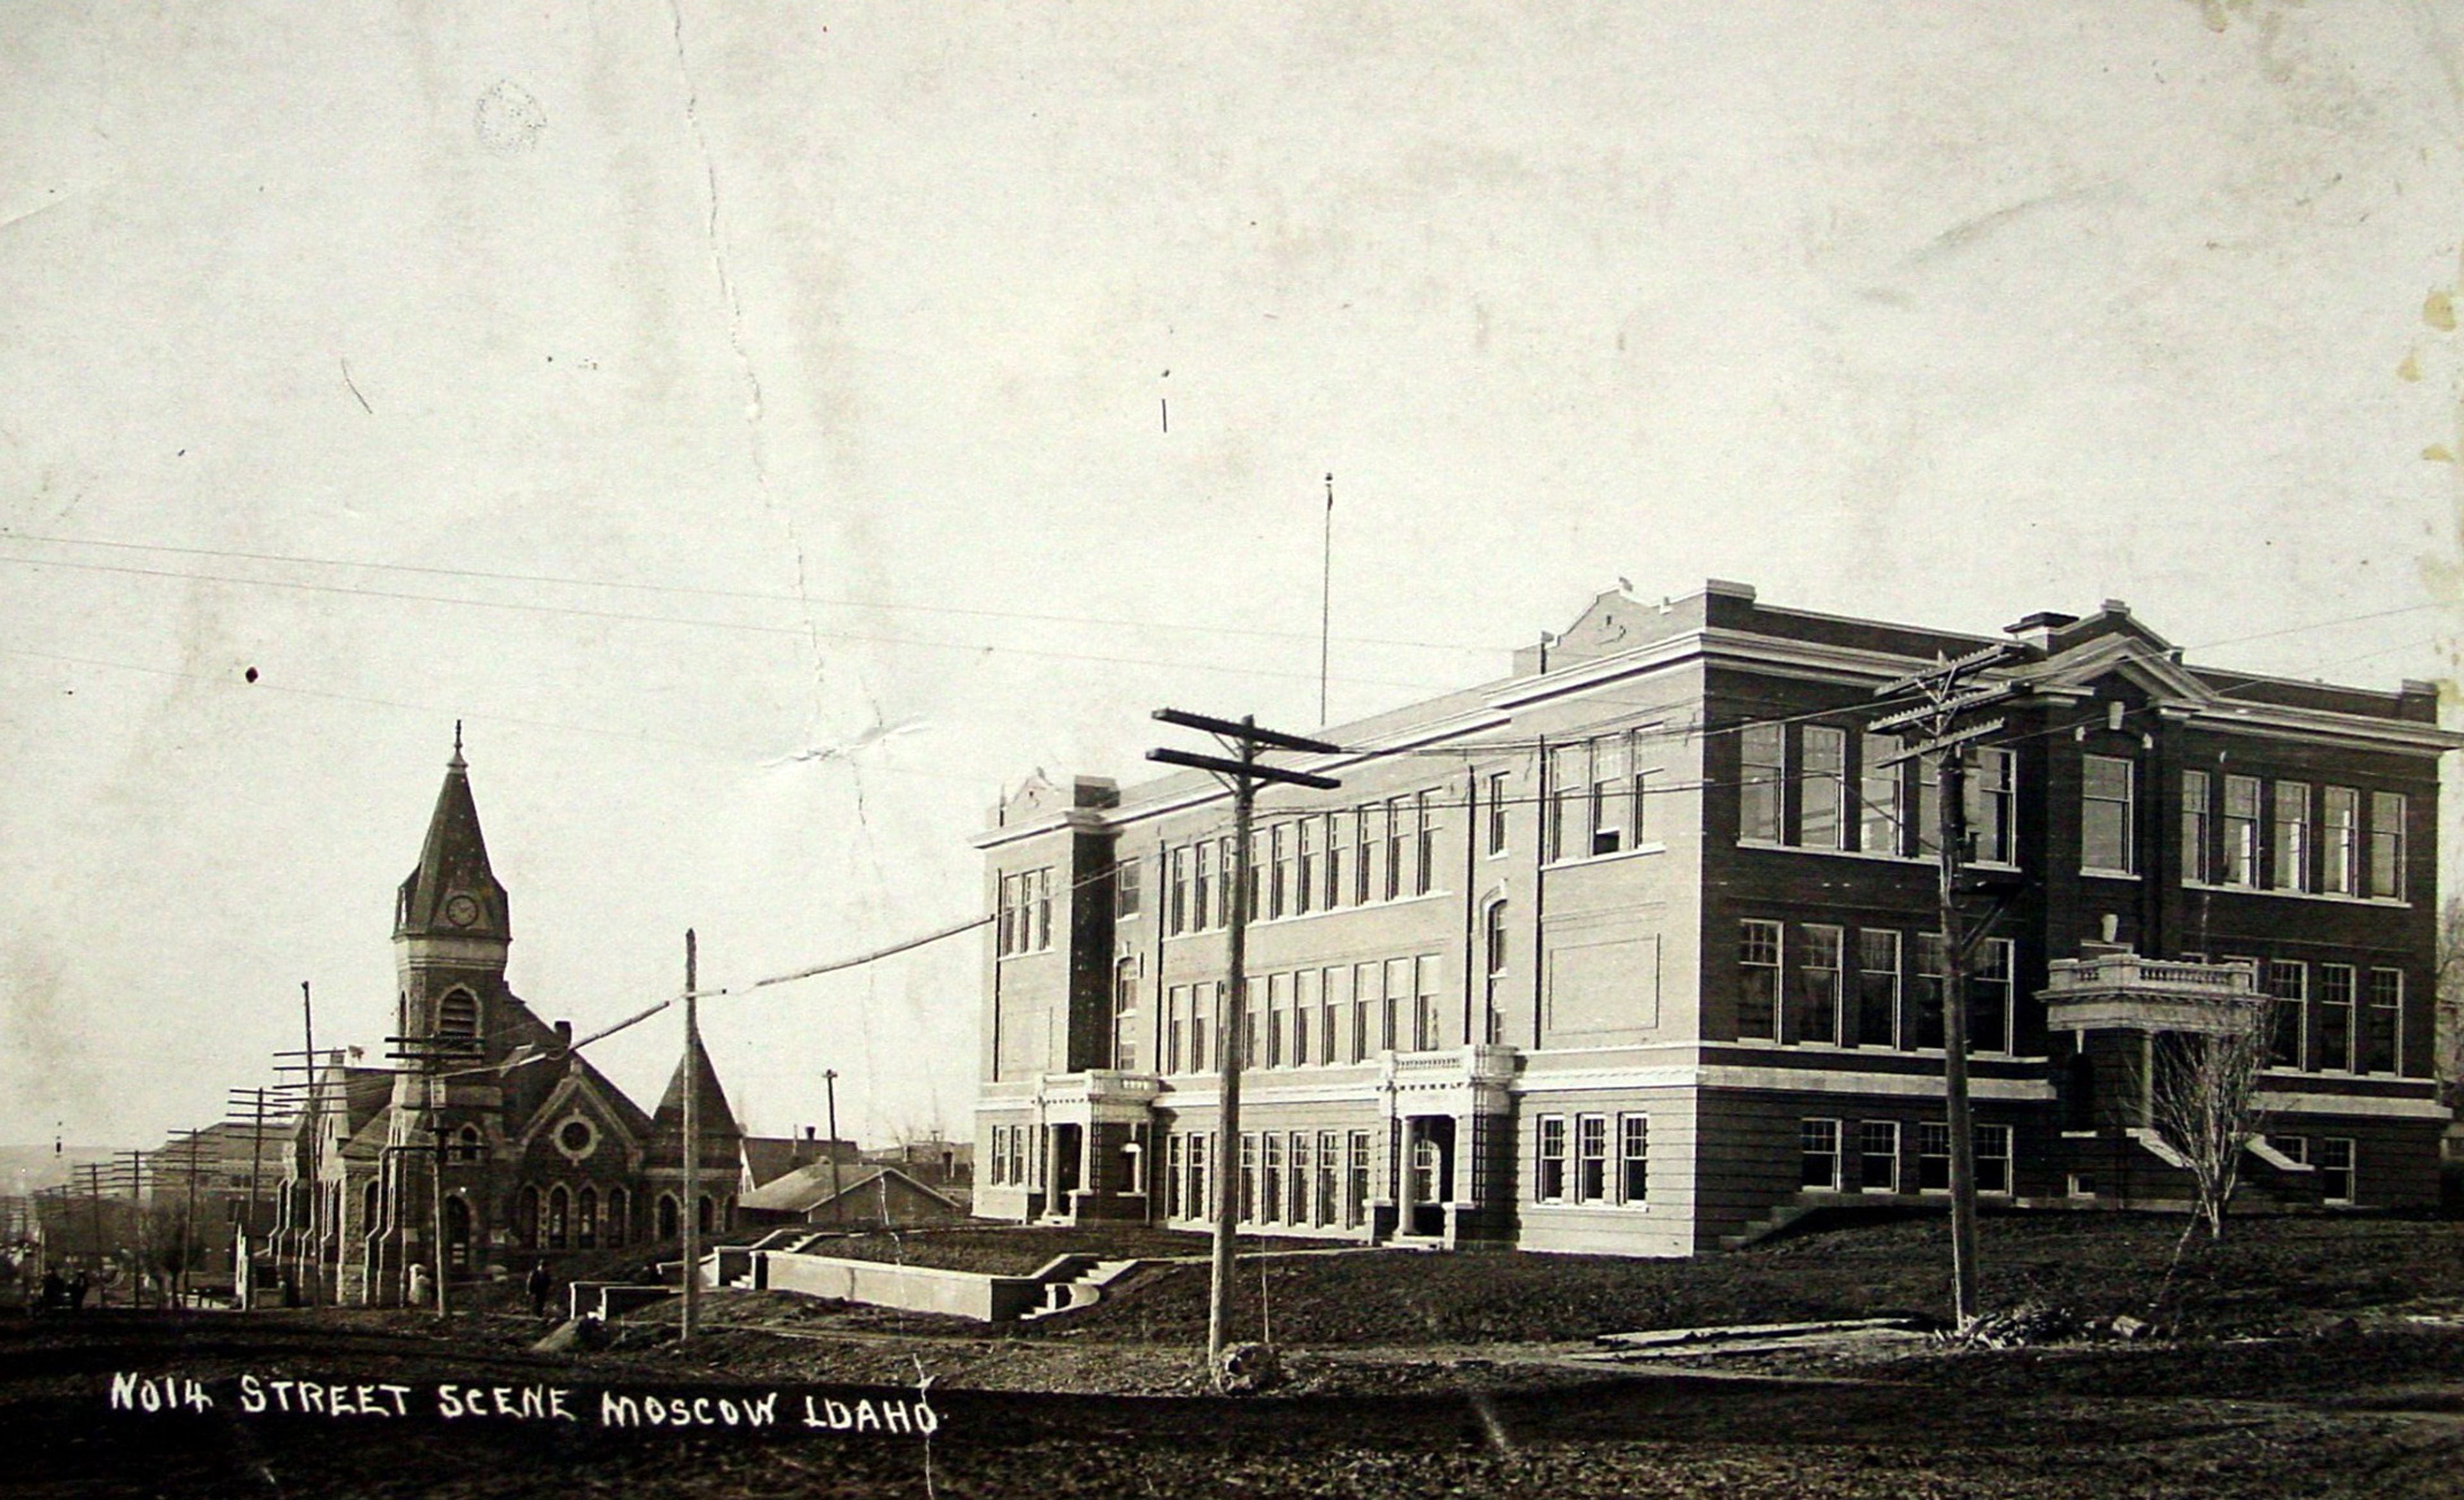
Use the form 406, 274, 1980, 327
393, 724, 513, 1053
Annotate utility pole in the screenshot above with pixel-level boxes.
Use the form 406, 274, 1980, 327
1318, 473, 1335, 728
681, 928, 700, 1344
300, 981, 322, 1308
81, 1163, 107, 1304
823, 1069, 843, 1229
1150, 708, 1341, 1384
1872, 645, 2021, 1331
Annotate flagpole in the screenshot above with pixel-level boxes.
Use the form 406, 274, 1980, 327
1319, 473, 1333, 727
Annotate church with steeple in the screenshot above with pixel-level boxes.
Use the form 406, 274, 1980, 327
274, 733, 742, 1306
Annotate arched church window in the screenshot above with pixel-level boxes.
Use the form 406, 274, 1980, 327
657, 1194, 680, 1241
577, 1186, 598, 1250
456, 1125, 484, 1162
438, 990, 480, 1039
696, 1195, 716, 1235
606, 1188, 628, 1247
547, 1186, 569, 1250
361, 1179, 381, 1233
518, 1186, 540, 1248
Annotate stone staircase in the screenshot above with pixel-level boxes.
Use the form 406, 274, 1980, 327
1718, 1202, 1822, 1250
1016, 1257, 1142, 1322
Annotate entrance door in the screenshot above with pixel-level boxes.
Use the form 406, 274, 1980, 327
1052, 1125, 1083, 1199
1408, 1118, 1455, 1237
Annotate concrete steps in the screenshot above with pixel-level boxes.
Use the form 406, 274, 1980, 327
1017, 1258, 1142, 1322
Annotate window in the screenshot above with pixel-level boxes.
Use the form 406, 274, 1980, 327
2181, 771, 2212, 884
2223, 776, 2260, 887
1861, 734, 1904, 856
1268, 823, 1290, 921
1576, 1115, 1609, 1203
1265, 972, 1287, 1068
1854, 930, 1901, 1050
1292, 968, 1314, 1067
1971, 939, 2014, 1055
1590, 738, 1630, 855
1975, 1124, 2013, 1195
1383, 957, 1410, 1052
1189, 1134, 1211, 1222
1321, 812, 1344, 910
1484, 901, 1510, 1045
2323, 787, 2359, 896
1800, 1120, 1842, 1190
1193, 984, 1214, 1077
1115, 854, 1143, 919
1632, 763, 1661, 848
578, 1186, 598, 1250
547, 1185, 569, 1250
1795, 925, 1844, 1045
2369, 792, 2406, 899
1165, 985, 1185, 1076
1917, 1122, 1951, 1192
1800, 727, 1847, 850
1353, 809, 1373, 907
1858, 1121, 1899, 1193
2082, 756, 2135, 874
1260, 1133, 1281, 1223
2319, 1138, 2355, 1204
1294, 818, 1316, 916
1536, 1116, 1568, 1202
1618, 1114, 1649, 1203
607, 1187, 628, 1247
1415, 790, 1437, 894
1913, 934, 1947, 1050
1739, 920, 1782, 1041
1968, 749, 2016, 864
1414, 955, 1442, 1052
1740, 724, 1784, 842
1320, 966, 1344, 1066
1346, 1131, 1371, 1227
1315, 1131, 1339, 1224
1238, 1134, 1257, 1222
2266, 960, 2307, 1069
999, 873, 1019, 953
1034, 867, 1053, 950
1383, 798, 1407, 900
2316, 965, 2355, 1072
1289, 1132, 1312, 1225
2366, 969, 2402, 1075
1485, 771, 1510, 856
2273, 781, 2310, 892
437, 989, 479, 1039
1190, 842, 1210, 932
1548, 744, 1586, 860
1164, 1134, 1184, 1218
988, 1126, 1006, 1186
1113, 960, 1140, 1072
1245, 833, 1263, 922
1351, 962, 1375, 1062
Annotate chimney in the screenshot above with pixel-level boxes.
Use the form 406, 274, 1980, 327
803, 1125, 816, 1142
552, 1020, 572, 1051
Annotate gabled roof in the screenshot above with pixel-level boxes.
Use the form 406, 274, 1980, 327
737, 1162, 961, 1215
395, 733, 510, 940
513, 1055, 655, 1154
742, 1135, 857, 1187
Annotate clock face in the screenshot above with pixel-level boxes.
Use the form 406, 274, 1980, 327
443, 893, 482, 928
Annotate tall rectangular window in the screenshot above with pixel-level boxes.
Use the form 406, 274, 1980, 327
1352, 810, 1373, 907
1351, 962, 1375, 1062
1975, 1124, 2013, 1195
1192, 840, 1212, 932
1113, 962, 1140, 1072
1740, 724, 1784, 842
1861, 734, 1904, 856
2273, 781, 2311, 892
1414, 954, 1442, 1051
2366, 969, 2402, 1075
2223, 776, 2260, 887
2316, 964, 2354, 1072
1322, 812, 1344, 910
1795, 925, 1844, 1045
2369, 792, 2406, 899
1548, 744, 1587, 860
1969, 749, 2016, 864
1574, 1115, 1608, 1203
2319, 1138, 2355, 1204
1288, 1132, 1312, 1225
1913, 934, 1949, 1051
1260, 1133, 1281, 1224
1321, 965, 1344, 1066
2266, 960, 2307, 1069
1292, 967, 1314, 1067
1590, 738, 1629, 855
2082, 755, 2135, 874
1316, 1131, 1340, 1225
998, 873, 1018, 955
2182, 771, 2212, 884
1346, 1131, 1371, 1227
1633, 763, 1661, 848
1033, 868, 1054, 950
1917, 1121, 1951, 1191
1384, 797, 1407, 900
1739, 919, 1783, 1041
1294, 818, 1316, 916
1618, 1114, 1649, 1203
1239, 1134, 1257, 1223
2323, 787, 2359, 896
1115, 854, 1142, 919
1857, 930, 1901, 1050
1800, 726, 1847, 850
1485, 771, 1510, 856
1189, 1134, 1211, 1223
1165, 985, 1185, 1075
1536, 1116, 1568, 1202
1383, 957, 1410, 1052
1800, 1119, 1842, 1190
1265, 971, 1287, 1068
1858, 1121, 1900, 1193
1415, 790, 1436, 894
1268, 822, 1290, 921
1971, 939, 2014, 1055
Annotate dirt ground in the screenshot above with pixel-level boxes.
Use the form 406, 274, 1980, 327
10, 1213, 2464, 1498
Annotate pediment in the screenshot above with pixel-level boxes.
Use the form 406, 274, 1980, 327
2012, 631, 2213, 709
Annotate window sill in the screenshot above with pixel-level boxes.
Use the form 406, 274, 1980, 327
2079, 867, 2140, 882
1528, 1200, 1650, 1212
1737, 840, 2017, 871
2182, 882, 2409, 910
1545, 842, 1667, 871
1163, 888, 1455, 940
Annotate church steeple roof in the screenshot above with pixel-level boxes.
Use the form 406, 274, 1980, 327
395, 726, 510, 941
651, 1033, 742, 1143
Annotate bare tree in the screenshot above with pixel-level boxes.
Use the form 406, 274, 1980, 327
2144, 996, 2272, 1245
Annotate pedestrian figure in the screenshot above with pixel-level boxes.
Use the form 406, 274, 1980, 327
70, 1271, 90, 1312
39, 1269, 64, 1314
527, 1261, 552, 1319
407, 1262, 431, 1308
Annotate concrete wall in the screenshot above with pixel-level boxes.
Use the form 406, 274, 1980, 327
758, 1251, 1041, 1322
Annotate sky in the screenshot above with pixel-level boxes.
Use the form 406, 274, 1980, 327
4, 1, 2461, 1152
